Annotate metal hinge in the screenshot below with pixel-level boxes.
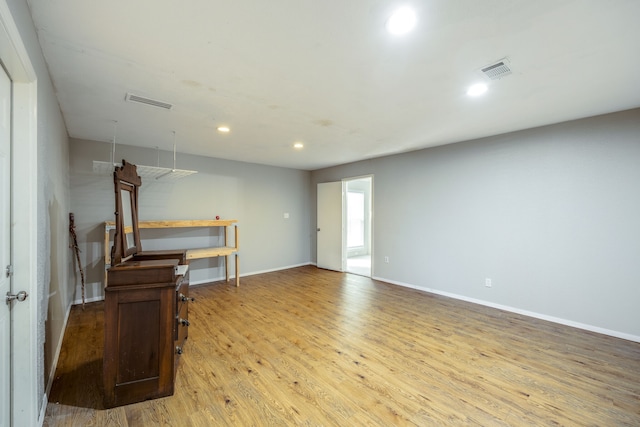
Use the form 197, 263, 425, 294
5, 265, 12, 278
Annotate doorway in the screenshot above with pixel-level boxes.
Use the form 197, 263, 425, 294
316, 176, 373, 276
345, 177, 372, 277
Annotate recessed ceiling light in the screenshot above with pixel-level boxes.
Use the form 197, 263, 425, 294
467, 83, 488, 97
217, 126, 230, 133
293, 142, 304, 149
386, 7, 417, 35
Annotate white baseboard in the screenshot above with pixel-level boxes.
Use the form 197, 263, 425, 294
38, 393, 47, 427
189, 262, 313, 287
238, 262, 313, 278
44, 302, 72, 396
41, 298, 73, 426
72, 294, 105, 306
67, 265, 638, 343
71, 263, 316, 296
372, 275, 640, 344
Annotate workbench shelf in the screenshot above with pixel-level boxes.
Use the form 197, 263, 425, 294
105, 219, 239, 287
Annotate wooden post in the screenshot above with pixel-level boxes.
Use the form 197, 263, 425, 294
235, 225, 239, 286
224, 226, 229, 282
235, 253, 239, 287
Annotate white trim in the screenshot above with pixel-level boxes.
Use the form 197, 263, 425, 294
238, 262, 313, 278
372, 275, 640, 344
0, 2, 40, 426
71, 294, 106, 306
10, 70, 39, 427
72, 266, 640, 342
44, 303, 72, 398
0, 3, 37, 82
189, 262, 315, 287
38, 395, 47, 427
340, 173, 374, 182
190, 277, 235, 287
72, 262, 316, 301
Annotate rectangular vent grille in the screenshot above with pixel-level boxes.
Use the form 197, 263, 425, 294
125, 93, 173, 110
480, 60, 512, 80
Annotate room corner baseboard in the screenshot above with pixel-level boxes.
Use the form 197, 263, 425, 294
72, 294, 105, 306
38, 393, 47, 427
240, 262, 314, 278
71, 263, 316, 299
43, 300, 73, 413
187, 262, 316, 287
371, 275, 640, 344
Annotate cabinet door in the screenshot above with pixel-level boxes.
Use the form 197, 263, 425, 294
104, 286, 175, 407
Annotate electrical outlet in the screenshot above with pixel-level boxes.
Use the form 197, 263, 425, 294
384, 256, 389, 263
485, 278, 492, 288
283, 212, 289, 219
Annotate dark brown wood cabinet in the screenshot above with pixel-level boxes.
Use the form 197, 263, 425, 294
103, 160, 192, 408
104, 252, 190, 408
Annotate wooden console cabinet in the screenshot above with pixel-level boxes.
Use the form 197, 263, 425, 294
104, 251, 190, 408
103, 160, 194, 408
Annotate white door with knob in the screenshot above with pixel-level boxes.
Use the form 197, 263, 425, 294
0, 8, 39, 423
0, 60, 12, 427
317, 181, 344, 271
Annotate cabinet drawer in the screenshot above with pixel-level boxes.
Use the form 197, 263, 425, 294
175, 282, 190, 348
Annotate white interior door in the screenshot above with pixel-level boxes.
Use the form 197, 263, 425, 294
317, 181, 343, 271
0, 63, 12, 427
0, 8, 39, 422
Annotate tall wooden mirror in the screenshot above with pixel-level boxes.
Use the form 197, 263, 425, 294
111, 159, 142, 265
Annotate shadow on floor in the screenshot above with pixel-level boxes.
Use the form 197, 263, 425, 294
48, 358, 105, 410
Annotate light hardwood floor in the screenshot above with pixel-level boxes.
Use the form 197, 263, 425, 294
44, 266, 640, 426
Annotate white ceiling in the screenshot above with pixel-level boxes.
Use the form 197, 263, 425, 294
27, 0, 640, 170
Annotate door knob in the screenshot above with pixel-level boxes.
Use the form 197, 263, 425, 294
6, 290, 28, 305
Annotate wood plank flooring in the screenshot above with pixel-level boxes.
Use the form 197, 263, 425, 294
44, 266, 640, 426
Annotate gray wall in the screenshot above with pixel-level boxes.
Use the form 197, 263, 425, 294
311, 109, 640, 339
70, 138, 311, 302
7, 0, 71, 415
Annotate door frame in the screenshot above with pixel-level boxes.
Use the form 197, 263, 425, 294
316, 176, 374, 275
343, 175, 373, 276
0, 3, 40, 425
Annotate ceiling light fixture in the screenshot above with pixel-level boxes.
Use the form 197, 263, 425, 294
386, 7, 417, 35
467, 83, 488, 97
217, 126, 230, 133
293, 142, 304, 149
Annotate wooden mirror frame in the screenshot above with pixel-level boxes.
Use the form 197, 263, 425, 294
111, 159, 142, 265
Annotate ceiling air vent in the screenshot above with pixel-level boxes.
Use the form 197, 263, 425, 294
125, 93, 173, 110
479, 59, 512, 80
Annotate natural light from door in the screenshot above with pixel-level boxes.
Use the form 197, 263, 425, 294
347, 191, 364, 248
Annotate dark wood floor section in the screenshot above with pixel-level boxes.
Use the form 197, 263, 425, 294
44, 266, 640, 426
